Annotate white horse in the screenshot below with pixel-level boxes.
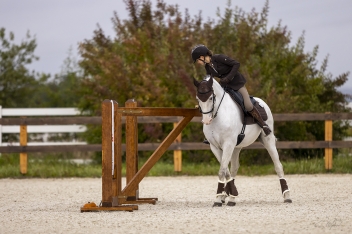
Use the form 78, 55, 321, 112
193, 76, 292, 206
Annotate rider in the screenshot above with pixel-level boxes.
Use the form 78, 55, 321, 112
191, 44, 271, 141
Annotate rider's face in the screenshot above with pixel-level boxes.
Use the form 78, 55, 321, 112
196, 56, 207, 66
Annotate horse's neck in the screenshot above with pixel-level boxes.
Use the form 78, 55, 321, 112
212, 79, 241, 113
212, 80, 224, 98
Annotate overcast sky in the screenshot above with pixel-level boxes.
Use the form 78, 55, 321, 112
1, 0, 352, 95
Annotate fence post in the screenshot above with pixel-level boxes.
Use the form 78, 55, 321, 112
101, 100, 113, 206
325, 113, 333, 170
173, 122, 182, 172
125, 99, 139, 200
20, 124, 27, 174
112, 100, 121, 206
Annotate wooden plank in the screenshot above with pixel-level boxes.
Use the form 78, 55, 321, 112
173, 123, 182, 172
20, 125, 27, 174
137, 116, 184, 123
121, 115, 194, 197
101, 100, 113, 207
0, 144, 101, 153
80, 205, 137, 212
125, 99, 139, 198
273, 113, 352, 121
112, 101, 121, 206
1, 141, 352, 153
1, 112, 351, 126
0, 116, 197, 125
118, 107, 201, 117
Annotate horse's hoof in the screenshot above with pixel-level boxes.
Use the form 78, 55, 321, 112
212, 202, 222, 207
284, 199, 292, 203
226, 201, 236, 206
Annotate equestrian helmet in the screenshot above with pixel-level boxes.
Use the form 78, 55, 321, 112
191, 45, 210, 63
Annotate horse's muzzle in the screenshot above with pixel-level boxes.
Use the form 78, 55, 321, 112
201, 116, 213, 125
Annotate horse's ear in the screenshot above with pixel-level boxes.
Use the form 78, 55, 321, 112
193, 77, 200, 87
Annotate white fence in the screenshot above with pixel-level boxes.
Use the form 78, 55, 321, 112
0, 107, 87, 146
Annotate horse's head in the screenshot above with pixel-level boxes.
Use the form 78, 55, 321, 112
193, 76, 215, 125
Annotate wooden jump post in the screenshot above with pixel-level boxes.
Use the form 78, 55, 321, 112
81, 99, 200, 212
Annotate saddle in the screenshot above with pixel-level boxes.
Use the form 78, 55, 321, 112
224, 87, 268, 145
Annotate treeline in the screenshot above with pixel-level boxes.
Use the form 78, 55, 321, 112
1, 0, 351, 162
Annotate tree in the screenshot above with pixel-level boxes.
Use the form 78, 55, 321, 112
77, 0, 351, 161
0, 28, 49, 107
41, 48, 83, 107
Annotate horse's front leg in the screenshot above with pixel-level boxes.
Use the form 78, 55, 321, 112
224, 148, 242, 206
210, 145, 230, 207
215, 144, 237, 207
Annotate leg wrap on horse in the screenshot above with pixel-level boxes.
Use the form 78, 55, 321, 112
216, 180, 226, 196
248, 106, 271, 136
225, 178, 238, 197
280, 178, 290, 195
213, 181, 226, 207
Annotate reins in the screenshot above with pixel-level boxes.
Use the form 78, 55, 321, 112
213, 89, 225, 118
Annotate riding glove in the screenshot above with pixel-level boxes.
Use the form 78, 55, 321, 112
220, 76, 232, 84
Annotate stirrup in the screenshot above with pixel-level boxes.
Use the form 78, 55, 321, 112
203, 139, 210, 145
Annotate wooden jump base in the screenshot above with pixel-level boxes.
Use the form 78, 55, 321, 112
81, 99, 200, 212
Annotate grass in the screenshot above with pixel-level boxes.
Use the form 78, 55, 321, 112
0, 154, 351, 178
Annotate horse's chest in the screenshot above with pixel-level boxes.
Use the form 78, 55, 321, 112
203, 125, 235, 146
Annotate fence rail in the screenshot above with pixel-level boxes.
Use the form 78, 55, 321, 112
0, 107, 88, 147
1, 113, 351, 153
1, 113, 352, 126
0, 112, 351, 172
0, 141, 350, 154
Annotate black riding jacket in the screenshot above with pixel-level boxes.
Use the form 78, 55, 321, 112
205, 54, 246, 90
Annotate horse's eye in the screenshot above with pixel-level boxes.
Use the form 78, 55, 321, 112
209, 97, 213, 101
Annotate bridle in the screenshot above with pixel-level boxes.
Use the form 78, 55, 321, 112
197, 87, 226, 119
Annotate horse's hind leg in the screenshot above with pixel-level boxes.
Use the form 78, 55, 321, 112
261, 134, 292, 203
210, 145, 231, 206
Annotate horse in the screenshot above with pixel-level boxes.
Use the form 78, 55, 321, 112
193, 76, 292, 206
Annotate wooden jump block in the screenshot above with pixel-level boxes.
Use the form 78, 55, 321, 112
122, 197, 158, 205
80, 202, 138, 212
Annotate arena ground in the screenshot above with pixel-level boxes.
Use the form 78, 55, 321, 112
0, 174, 351, 233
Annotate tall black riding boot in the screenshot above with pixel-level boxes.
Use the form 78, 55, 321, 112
248, 106, 271, 136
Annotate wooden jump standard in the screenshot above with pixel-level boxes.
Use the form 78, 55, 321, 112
81, 99, 201, 212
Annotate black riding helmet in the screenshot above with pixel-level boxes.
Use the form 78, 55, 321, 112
191, 44, 211, 63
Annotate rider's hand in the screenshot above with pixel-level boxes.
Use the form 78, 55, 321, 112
220, 76, 231, 84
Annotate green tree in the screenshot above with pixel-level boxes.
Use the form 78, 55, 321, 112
0, 28, 49, 107
77, 0, 351, 161
26, 47, 84, 108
